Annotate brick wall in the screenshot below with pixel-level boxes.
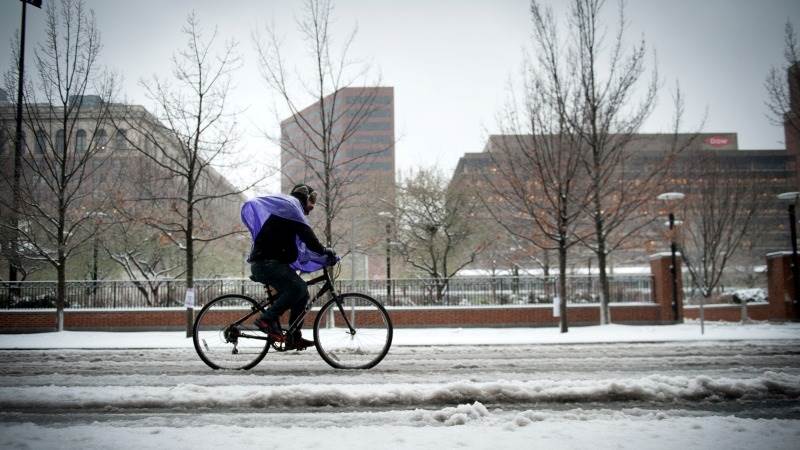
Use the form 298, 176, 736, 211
65, 310, 188, 331
684, 304, 771, 322
6, 250, 796, 333
0, 311, 57, 333
766, 253, 799, 321
649, 253, 683, 322
1, 303, 663, 332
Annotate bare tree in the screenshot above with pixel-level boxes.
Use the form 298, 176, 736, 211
0, 0, 115, 329
254, 0, 390, 250
395, 168, 484, 303
102, 219, 184, 307
115, 12, 257, 336
474, 220, 548, 276
765, 21, 799, 142
529, 0, 692, 324
480, 0, 600, 333
483, 126, 587, 333
677, 152, 760, 300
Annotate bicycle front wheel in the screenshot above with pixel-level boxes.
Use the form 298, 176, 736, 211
313, 293, 393, 369
193, 294, 270, 370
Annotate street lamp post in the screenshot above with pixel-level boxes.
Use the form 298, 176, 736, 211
378, 211, 393, 304
385, 222, 392, 301
657, 192, 685, 322
777, 192, 800, 321
9, 0, 42, 287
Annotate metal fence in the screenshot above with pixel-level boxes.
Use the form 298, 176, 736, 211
0, 275, 655, 309
339, 276, 654, 306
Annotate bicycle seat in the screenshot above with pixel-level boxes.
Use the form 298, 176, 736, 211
249, 276, 278, 297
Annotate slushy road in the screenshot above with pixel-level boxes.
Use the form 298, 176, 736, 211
1, 340, 798, 421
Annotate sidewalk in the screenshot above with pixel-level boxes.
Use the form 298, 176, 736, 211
1, 322, 798, 349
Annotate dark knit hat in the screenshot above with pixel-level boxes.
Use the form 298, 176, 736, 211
290, 184, 316, 203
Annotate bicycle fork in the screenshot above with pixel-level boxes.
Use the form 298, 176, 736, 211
334, 298, 357, 335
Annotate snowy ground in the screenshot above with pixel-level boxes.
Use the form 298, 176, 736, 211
1, 323, 799, 449
1, 321, 799, 349
2, 410, 798, 450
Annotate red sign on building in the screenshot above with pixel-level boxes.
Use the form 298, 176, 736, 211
704, 136, 731, 148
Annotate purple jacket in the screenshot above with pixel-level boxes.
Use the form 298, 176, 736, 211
241, 194, 329, 273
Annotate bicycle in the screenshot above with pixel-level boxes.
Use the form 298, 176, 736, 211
192, 263, 393, 370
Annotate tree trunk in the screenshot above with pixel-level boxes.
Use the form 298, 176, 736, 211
56, 263, 65, 332
185, 199, 194, 338
324, 183, 333, 246
592, 189, 611, 324
558, 243, 568, 333
740, 298, 749, 323
436, 279, 446, 303
597, 247, 611, 325
543, 250, 551, 276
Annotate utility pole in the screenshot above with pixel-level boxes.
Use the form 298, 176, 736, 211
378, 211, 393, 304
777, 192, 800, 321
9, 0, 42, 288
385, 221, 392, 303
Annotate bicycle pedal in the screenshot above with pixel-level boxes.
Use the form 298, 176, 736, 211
270, 339, 287, 352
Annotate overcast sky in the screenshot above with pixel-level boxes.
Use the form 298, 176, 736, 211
2, 0, 799, 192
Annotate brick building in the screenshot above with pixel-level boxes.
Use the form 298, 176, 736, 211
452, 130, 798, 272
784, 63, 800, 189
0, 95, 247, 280
280, 87, 396, 279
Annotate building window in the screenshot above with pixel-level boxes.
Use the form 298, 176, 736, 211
115, 129, 127, 150
96, 129, 108, 151
75, 129, 87, 153
358, 122, 392, 131
56, 129, 65, 153
7, 130, 28, 154
35, 129, 47, 154
346, 95, 392, 105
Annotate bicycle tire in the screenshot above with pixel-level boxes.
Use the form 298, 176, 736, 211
313, 293, 393, 369
193, 294, 270, 370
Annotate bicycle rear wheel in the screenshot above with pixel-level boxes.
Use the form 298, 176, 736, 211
313, 293, 393, 369
193, 294, 270, 370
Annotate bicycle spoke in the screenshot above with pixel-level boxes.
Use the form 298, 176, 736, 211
193, 295, 270, 370
314, 293, 392, 369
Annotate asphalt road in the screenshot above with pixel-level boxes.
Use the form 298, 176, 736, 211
1, 340, 799, 425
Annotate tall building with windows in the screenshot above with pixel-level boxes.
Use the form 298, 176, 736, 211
0, 96, 247, 280
280, 87, 396, 279
452, 131, 797, 272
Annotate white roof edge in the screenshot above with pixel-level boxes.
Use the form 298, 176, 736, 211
648, 252, 681, 260
766, 251, 795, 258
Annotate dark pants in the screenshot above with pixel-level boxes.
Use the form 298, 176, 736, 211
250, 260, 309, 336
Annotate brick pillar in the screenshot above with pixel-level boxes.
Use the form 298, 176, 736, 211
649, 253, 684, 323
766, 252, 799, 321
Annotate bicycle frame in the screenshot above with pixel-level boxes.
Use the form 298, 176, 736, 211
227, 265, 355, 344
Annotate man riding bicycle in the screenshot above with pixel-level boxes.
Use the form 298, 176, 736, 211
241, 184, 336, 351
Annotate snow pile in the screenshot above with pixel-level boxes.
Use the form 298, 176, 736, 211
3, 322, 800, 349
511, 410, 547, 427
731, 288, 768, 303
510, 407, 678, 428
410, 401, 490, 426
1, 372, 797, 411
0, 413, 798, 450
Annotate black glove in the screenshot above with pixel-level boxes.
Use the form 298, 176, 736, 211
323, 247, 338, 266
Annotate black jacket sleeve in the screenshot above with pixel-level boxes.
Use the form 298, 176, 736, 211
295, 222, 326, 254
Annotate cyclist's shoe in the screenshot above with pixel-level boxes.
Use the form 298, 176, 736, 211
253, 317, 284, 342
285, 334, 315, 351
